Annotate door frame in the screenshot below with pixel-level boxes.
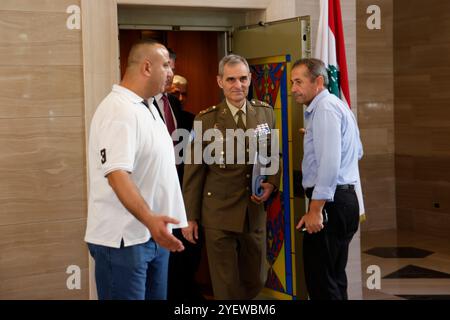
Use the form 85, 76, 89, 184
81, 0, 270, 300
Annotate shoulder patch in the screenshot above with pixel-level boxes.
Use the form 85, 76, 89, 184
198, 105, 217, 116
251, 99, 272, 108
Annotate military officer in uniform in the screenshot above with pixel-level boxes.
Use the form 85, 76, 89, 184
182, 54, 281, 300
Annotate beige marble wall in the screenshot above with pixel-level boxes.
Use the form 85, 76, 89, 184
357, 0, 396, 232
265, 0, 296, 21
0, 0, 88, 299
394, 0, 450, 240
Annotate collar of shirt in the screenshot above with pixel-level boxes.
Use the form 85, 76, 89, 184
226, 99, 247, 118
112, 84, 146, 105
305, 89, 330, 114
154, 92, 166, 102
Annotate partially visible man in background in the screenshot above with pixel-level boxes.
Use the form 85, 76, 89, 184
154, 50, 200, 301
170, 74, 188, 107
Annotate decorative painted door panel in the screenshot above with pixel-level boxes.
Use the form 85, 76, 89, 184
233, 17, 311, 300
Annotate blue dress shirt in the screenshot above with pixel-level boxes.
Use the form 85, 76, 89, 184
302, 89, 363, 201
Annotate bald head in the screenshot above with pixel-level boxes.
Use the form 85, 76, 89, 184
127, 40, 162, 69
121, 40, 173, 99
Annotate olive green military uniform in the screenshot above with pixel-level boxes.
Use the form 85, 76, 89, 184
182, 99, 281, 299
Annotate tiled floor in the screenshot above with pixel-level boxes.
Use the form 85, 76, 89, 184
361, 229, 450, 300
247, 229, 450, 300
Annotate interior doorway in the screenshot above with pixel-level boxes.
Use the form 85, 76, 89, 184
117, 15, 312, 300
119, 29, 224, 115
119, 28, 229, 299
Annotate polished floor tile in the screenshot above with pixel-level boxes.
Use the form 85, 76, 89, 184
397, 295, 450, 300
383, 265, 450, 279
364, 247, 434, 259
362, 230, 450, 300
257, 229, 450, 300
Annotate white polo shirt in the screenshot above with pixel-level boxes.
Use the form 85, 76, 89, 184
85, 84, 187, 248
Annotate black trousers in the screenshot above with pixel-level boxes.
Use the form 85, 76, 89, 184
167, 228, 204, 301
303, 187, 359, 300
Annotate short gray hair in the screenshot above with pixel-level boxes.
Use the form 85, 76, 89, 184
292, 58, 329, 87
218, 54, 250, 76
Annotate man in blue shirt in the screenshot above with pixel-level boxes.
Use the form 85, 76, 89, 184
292, 58, 363, 300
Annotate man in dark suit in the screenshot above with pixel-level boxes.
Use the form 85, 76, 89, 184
152, 50, 202, 301
181, 54, 281, 300
152, 51, 195, 184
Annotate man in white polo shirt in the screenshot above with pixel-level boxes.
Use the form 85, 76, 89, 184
85, 40, 187, 300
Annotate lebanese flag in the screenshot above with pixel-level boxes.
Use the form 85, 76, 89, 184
315, 0, 365, 216
315, 0, 351, 107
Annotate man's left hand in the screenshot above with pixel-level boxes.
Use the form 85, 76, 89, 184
251, 182, 275, 204
296, 199, 326, 234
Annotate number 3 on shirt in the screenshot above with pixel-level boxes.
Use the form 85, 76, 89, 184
100, 148, 107, 164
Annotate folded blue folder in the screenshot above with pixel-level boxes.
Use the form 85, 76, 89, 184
252, 151, 267, 197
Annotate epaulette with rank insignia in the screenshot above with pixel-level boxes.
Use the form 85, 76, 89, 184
250, 99, 272, 108
198, 105, 218, 116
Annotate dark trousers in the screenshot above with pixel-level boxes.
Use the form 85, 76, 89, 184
167, 228, 204, 301
303, 187, 359, 300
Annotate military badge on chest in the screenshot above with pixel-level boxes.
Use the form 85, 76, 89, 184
252, 123, 272, 196
255, 123, 271, 154
212, 122, 227, 169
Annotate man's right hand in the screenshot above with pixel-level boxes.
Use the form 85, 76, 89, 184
106, 170, 185, 252
181, 220, 198, 244
148, 215, 185, 252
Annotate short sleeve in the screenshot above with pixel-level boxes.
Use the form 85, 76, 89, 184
96, 119, 137, 176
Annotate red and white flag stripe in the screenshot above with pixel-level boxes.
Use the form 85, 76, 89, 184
314, 0, 365, 215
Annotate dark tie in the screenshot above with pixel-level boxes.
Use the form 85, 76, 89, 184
236, 109, 246, 130
162, 94, 176, 136
236, 109, 248, 163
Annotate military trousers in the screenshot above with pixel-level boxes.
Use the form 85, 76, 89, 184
204, 224, 267, 300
